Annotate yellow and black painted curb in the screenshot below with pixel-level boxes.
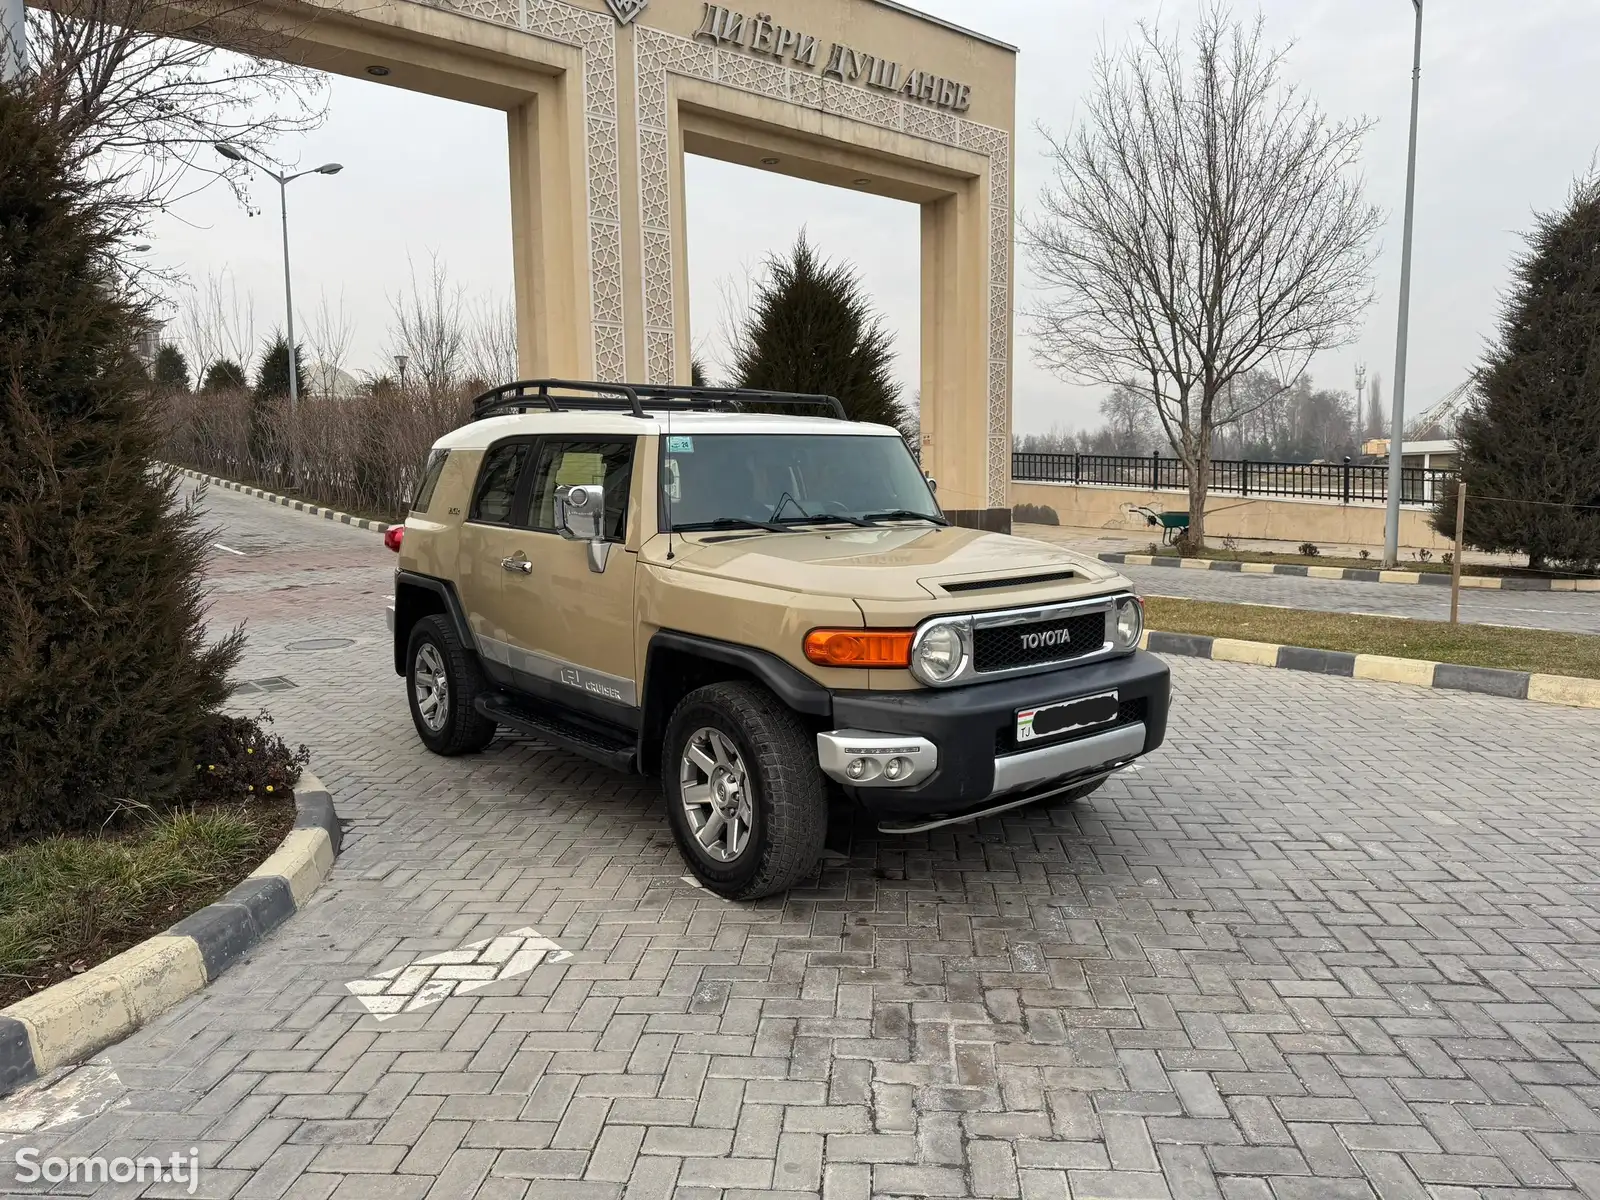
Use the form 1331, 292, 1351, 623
1104, 552, 1600, 593
1142, 630, 1600, 709
0, 776, 343, 1098
165, 465, 394, 535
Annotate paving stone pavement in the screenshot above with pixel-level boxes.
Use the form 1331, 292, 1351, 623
6, 479, 1600, 1200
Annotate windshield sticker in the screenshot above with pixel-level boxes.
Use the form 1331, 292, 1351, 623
667, 435, 695, 454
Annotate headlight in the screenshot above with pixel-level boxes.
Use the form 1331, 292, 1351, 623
911, 623, 966, 685
1113, 595, 1144, 650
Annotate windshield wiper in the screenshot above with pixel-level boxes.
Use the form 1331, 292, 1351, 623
862, 510, 949, 526
775, 514, 880, 529
674, 517, 787, 534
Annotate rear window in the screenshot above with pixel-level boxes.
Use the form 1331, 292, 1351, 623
470, 442, 532, 525
411, 450, 449, 514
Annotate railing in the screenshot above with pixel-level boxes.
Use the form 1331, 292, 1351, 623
1012, 451, 1454, 507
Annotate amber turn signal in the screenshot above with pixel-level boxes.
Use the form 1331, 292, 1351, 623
804, 628, 913, 668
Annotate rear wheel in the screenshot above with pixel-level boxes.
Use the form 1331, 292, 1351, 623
406, 615, 497, 756
664, 682, 827, 900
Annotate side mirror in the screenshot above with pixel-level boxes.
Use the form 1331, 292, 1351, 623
555, 483, 605, 542
555, 484, 612, 573
926, 476, 938, 495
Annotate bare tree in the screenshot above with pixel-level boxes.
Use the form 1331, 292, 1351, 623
177, 267, 256, 383
1022, 5, 1382, 548
464, 293, 519, 387
25, 0, 326, 221
306, 289, 356, 397
387, 254, 467, 395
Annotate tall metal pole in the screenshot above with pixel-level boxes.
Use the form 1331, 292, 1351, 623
1384, 0, 1424, 567
276, 171, 301, 488
1, 0, 24, 82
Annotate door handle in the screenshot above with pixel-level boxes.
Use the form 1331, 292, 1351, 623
501, 555, 533, 575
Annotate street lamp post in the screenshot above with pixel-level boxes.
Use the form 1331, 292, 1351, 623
215, 143, 343, 487
1384, 0, 1424, 567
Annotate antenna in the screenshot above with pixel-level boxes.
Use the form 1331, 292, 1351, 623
665, 405, 676, 562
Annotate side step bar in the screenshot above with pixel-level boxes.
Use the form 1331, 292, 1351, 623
476, 694, 636, 772
876, 768, 1118, 835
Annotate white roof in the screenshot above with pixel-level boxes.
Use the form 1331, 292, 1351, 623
435, 409, 900, 451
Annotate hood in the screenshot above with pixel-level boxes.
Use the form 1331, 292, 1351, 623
649, 525, 1122, 602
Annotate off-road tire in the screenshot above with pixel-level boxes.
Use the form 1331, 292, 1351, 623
664, 681, 827, 900
1057, 777, 1107, 805
406, 615, 497, 756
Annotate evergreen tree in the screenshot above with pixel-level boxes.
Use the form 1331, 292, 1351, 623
0, 86, 241, 841
1436, 177, 1600, 570
690, 356, 710, 389
152, 343, 190, 393
1366, 373, 1385, 443
250, 334, 305, 467
254, 333, 306, 400
731, 233, 909, 429
200, 358, 247, 392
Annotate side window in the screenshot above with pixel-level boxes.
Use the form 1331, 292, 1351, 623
410, 449, 450, 515
526, 439, 635, 542
469, 442, 532, 525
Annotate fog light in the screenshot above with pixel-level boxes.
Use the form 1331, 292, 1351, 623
884, 757, 912, 781
846, 758, 869, 780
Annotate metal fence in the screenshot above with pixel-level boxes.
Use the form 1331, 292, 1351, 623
1012, 451, 1454, 507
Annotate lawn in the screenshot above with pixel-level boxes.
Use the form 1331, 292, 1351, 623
0, 801, 293, 1007
1143, 597, 1600, 679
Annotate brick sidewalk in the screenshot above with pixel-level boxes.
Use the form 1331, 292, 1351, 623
5, 482, 1600, 1200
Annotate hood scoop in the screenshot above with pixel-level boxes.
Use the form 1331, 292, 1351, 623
941, 569, 1079, 594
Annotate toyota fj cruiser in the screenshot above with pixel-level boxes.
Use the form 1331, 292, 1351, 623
387, 380, 1170, 899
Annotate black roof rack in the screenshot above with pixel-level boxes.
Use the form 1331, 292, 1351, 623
470, 379, 847, 423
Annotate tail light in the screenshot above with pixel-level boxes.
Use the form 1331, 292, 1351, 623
384, 526, 405, 553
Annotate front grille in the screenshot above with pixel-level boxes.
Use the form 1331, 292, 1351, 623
995, 696, 1146, 756
973, 612, 1108, 674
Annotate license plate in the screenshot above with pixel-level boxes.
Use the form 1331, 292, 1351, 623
1016, 691, 1119, 744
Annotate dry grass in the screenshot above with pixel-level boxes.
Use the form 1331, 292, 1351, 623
0, 804, 290, 1006
1146, 546, 1553, 579
1144, 597, 1600, 679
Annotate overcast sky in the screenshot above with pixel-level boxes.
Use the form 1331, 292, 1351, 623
145, 0, 1600, 434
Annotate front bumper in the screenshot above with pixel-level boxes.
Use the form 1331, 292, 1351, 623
826, 650, 1170, 819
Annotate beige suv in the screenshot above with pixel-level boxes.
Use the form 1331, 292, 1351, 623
387, 380, 1170, 899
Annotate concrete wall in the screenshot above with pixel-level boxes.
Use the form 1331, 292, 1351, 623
1010, 481, 1452, 551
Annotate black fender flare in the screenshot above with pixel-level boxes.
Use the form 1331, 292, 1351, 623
392, 571, 477, 675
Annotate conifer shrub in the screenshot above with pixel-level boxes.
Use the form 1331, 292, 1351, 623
0, 85, 243, 844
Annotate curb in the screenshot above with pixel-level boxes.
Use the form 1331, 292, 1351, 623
1141, 630, 1600, 710
0, 774, 343, 1098
163, 464, 394, 535
1102, 552, 1600, 592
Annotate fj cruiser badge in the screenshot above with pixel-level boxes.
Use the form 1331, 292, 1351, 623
604, 0, 648, 24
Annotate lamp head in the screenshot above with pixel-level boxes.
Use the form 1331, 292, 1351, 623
214, 143, 245, 162
316, 163, 344, 175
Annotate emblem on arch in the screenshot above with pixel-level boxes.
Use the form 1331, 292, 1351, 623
604, 0, 649, 24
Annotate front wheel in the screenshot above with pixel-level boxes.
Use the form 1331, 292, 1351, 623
663, 682, 827, 900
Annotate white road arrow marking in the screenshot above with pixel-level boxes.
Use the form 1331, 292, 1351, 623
343, 927, 571, 1021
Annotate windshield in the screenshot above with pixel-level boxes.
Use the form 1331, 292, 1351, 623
660, 434, 942, 531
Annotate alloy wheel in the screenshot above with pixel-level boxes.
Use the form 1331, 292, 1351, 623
413, 642, 450, 732
679, 727, 754, 862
